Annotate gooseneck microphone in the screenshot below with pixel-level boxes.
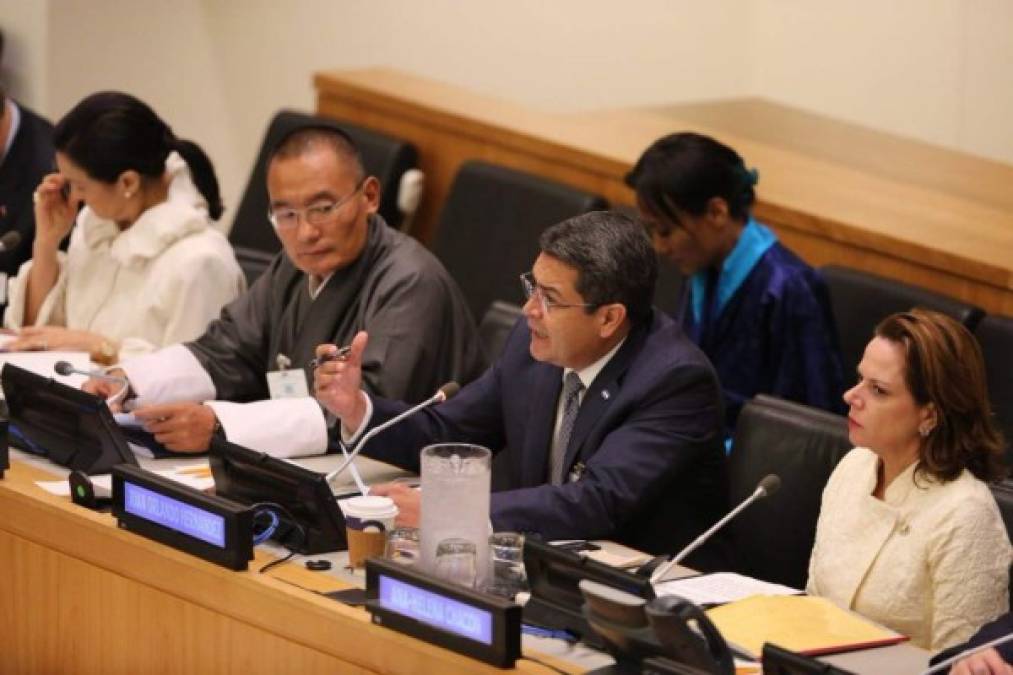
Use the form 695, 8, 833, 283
650, 474, 782, 583
0, 231, 22, 252
325, 382, 460, 484
54, 360, 128, 385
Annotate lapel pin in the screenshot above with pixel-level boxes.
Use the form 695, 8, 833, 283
601, 390, 610, 400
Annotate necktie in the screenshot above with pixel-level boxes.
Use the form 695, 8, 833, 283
550, 372, 584, 485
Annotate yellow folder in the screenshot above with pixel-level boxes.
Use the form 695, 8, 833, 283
705, 595, 907, 658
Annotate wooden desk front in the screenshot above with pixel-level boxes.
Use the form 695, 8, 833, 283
0, 460, 564, 674
314, 68, 1013, 315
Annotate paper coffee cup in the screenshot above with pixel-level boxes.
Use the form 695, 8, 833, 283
342, 496, 398, 567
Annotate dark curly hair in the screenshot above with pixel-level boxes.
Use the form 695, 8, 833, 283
875, 309, 1006, 483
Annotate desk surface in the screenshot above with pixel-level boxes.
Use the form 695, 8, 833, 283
315, 68, 1013, 314
0, 451, 930, 673
0, 453, 575, 674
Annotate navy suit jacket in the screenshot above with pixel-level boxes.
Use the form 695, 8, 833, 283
0, 102, 55, 278
360, 309, 729, 563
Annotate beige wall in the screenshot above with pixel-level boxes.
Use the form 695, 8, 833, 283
2, 0, 1011, 231
748, 0, 1013, 167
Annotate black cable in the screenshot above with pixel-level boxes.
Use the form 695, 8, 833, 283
250, 501, 307, 574
259, 550, 298, 574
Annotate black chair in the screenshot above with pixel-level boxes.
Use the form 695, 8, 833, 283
610, 204, 685, 317
976, 314, 1013, 469
989, 480, 1013, 609
727, 395, 851, 589
431, 161, 607, 322
821, 265, 985, 379
229, 109, 419, 285
653, 256, 685, 318
478, 301, 523, 363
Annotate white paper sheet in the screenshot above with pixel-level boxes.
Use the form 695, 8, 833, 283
654, 572, 801, 606
0, 342, 90, 398
35, 463, 215, 497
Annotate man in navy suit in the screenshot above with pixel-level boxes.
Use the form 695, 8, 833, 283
315, 211, 728, 562
0, 84, 55, 280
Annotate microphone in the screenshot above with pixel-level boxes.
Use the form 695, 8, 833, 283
0, 231, 22, 252
325, 381, 460, 484
54, 360, 128, 385
650, 474, 781, 583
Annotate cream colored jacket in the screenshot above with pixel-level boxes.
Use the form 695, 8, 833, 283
807, 447, 1010, 651
4, 153, 244, 360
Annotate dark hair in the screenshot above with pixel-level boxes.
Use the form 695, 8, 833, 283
268, 125, 365, 182
54, 91, 223, 220
539, 211, 657, 326
625, 132, 757, 228
875, 309, 1006, 483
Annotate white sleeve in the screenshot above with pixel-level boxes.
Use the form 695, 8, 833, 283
205, 397, 329, 458
3, 253, 70, 329
121, 344, 216, 405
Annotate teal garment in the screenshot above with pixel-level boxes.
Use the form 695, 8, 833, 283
679, 219, 846, 436
689, 217, 778, 324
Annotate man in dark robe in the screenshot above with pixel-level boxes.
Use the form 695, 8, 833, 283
87, 126, 484, 457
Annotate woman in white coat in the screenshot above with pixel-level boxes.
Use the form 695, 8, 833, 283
3, 91, 243, 363
807, 308, 1010, 651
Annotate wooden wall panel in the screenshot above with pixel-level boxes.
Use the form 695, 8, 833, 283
315, 68, 1013, 316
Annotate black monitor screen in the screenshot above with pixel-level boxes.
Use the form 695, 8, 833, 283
208, 437, 346, 554
521, 539, 655, 644
2, 363, 137, 475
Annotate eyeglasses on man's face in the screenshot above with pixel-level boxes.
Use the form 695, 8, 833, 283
519, 271, 596, 314
268, 179, 365, 230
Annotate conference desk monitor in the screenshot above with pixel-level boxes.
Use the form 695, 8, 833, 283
208, 437, 348, 555
522, 539, 656, 650
1, 362, 138, 475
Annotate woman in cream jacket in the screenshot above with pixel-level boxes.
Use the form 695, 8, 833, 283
807, 309, 1010, 651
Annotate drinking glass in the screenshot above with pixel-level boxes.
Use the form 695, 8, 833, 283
385, 527, 420, 566
486, 531, 527, 598
434, 537, 478, 588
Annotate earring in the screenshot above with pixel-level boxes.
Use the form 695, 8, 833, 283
919, 425, 932, 437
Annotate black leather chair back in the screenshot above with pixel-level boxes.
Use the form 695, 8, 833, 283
229, 110, 418, 284
728, 395, 852, 589
976, 314, 1013, 469
479, 301, 523, 363
610, 205, 685, 317
431, 161, 607, 322
821, 265, 985, 381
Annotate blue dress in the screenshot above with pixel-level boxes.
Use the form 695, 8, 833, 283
676, 218, 846, 436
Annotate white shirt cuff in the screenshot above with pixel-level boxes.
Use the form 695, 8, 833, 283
341, 391, 373, 445
206, 397, 329, 458
121, 344, 216, 406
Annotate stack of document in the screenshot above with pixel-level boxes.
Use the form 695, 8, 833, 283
705, 595, 907, 658
654, 572, 800, 605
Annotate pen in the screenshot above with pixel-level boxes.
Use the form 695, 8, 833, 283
309, 345, 352, 370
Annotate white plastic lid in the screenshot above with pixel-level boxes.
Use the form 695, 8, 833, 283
344, 495, 398, 519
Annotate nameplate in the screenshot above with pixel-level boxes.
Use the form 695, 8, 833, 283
111, 465, 253, 570
364, 558, 521, 667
